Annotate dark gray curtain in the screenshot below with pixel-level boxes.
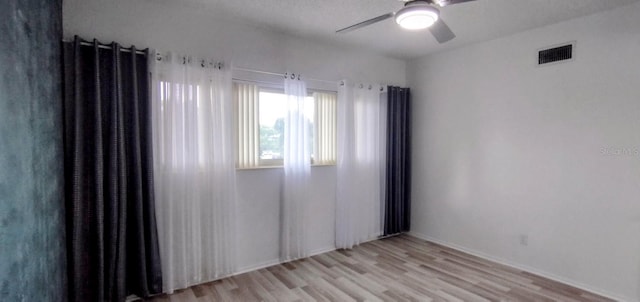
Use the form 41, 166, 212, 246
63, 36, 162, 302
384, 86, 411, 235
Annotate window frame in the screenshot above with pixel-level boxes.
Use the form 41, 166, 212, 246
234, 80, 337, 169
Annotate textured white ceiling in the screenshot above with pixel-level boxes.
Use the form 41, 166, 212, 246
149, 0, 639, 59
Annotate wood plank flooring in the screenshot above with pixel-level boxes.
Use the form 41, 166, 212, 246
144, 235, 613, 302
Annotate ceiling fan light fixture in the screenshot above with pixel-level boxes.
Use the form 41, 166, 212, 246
395, 3, 440, 30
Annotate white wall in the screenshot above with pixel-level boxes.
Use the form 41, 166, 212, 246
62, 0, 405, 86
408, 3, 640, 301
63, 0, 405, 274
64, 0, 640, 299
234, 166, 337, 271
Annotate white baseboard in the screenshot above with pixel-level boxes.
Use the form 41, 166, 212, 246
308, 246, 338, 257
143, 245, 339, 298
235, 258, 282, 276
407, 232, 627, 302
125, 295, 140, 302
138, 245, 338, 298
235, 245, 337, 276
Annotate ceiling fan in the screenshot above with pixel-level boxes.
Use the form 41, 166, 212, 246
336, 0, 477, 43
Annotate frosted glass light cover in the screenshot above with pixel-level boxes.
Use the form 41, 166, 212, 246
395, 4, 439, 30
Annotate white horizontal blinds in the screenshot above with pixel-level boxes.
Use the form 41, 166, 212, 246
313, 91, 337, 165
234, 82, 260, 168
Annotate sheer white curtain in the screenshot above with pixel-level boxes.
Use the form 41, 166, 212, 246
150, 52, 236, 293
336, 82, 387, 249
281, 77, 310, 261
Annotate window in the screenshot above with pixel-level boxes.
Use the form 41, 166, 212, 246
312, 91, 337, 165
234, 82, 337, 168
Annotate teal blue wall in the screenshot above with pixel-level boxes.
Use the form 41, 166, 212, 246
0, 0, 66, 301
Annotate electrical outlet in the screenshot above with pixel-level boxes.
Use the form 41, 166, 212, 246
519, 234, 529, 246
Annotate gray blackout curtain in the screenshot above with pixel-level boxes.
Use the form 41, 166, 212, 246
384, 86, 411, 235
63, 36, 163, 301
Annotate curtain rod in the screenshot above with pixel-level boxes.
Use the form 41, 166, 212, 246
231, 77, 282, 88
232, 67, 387, 91
233, 66, 337, 85
232, 78, 340, 94
62, 40, 148, 55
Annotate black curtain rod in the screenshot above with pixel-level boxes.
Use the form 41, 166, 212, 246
62, 39, 148, 55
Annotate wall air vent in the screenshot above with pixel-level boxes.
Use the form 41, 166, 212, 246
538, 42, 574, 66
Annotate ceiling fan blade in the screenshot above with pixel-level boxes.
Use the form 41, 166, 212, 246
429, 19, 456, 43
434, 0, 477, 7
336, 12, 395, 34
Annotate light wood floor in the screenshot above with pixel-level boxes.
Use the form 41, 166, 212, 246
145, 235, 613, 302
